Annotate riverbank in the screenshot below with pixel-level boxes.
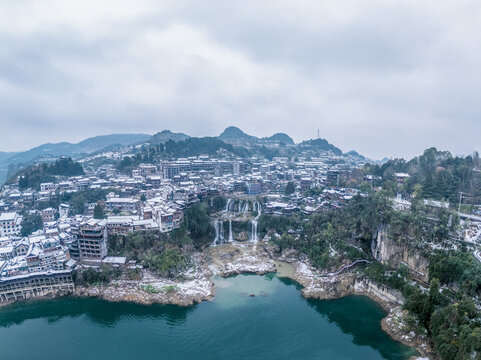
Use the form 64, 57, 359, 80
3, 241, 435, 359
270, 249, 437, 360
74, 243, 276, 306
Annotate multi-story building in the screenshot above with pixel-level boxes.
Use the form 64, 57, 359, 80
41, 208, 56, 223
326, 169, 339, 186
395, 173, 410, 186
40, 182, 57, 192
105, 197, 140, 213
73, 219, 108, 260
0, 212, 22, 237
0, 270, 74, 304
139, 164, 157, 176
59, 204, 70, 218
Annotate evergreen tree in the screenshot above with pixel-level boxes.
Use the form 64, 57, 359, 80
94, 204, 106, 219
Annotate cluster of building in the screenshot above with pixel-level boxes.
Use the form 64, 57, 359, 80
0, 151, 371, 303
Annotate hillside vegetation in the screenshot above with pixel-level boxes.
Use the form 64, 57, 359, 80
9, 157, 85, 190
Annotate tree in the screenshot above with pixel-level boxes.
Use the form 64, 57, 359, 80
94, 204, 106, 219
71, 194, 86, 215
285, 181, 295, 196
20, 213, 43, 236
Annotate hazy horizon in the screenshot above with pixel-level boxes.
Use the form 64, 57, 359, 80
1, 1, 480, 159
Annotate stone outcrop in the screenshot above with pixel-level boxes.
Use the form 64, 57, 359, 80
371, 225, 430, 283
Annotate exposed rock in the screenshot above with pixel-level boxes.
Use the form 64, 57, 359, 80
372, 225, 430, 283
72, 241, 434, 359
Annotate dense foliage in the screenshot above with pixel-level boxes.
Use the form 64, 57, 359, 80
430, 251, 481, 297
260, 188, 481, 359
284, 181, 295, 196
74, 265, 122, 286
261, 191, 455, 270
116, 137, 247, 173
107, 199, 218, 277
13, 158, 85, 190
365, 148, 481, 206
93, 204, 106, 219
20, 213, 43, 236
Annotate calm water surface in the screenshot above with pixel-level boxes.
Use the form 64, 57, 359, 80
0, 274, 417, 360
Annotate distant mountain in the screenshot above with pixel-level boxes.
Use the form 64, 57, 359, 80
74, 134, 151, 152
2, 134, 151, 166
163, 137, 245, 157
298, 138, 343, 156
264, 133, 294, 144
0, 152, 19, 164
218, 126, 256, 141
345, 150, 366, 160
150, 130, 190, 144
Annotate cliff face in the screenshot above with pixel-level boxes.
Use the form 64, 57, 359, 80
371, 225, 430, 283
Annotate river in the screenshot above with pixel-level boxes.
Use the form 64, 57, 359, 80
0, 273, 417, 360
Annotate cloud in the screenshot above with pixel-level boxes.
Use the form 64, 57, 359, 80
0, 0, 480, 159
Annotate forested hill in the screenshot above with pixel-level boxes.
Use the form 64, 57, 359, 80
298, 138, 343, 156
2, 134, 151, 166
7, 157, 85, 190
364, 148, 481, 206
116, 137, 248, 173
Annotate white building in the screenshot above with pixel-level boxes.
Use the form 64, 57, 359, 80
0, 213, 22, 237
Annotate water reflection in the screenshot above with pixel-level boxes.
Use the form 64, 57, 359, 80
307, 295, 417, 360
0, 297, 196, 328
0, 274, 418, 360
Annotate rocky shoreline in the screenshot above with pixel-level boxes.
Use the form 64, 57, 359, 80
4, 241, 435, 359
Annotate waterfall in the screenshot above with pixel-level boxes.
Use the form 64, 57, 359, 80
225, 199, 232, 212
250, 220, 258, 243
228, 218, 233, 242
213, 220, 219, 246
213, 220, 225, 245
243, 201, 250, 215
255, 202, 262, 218
238, 201, 243, 213
219, 221, 225, 243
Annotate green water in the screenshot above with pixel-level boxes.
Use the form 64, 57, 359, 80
0, 274, 417, 360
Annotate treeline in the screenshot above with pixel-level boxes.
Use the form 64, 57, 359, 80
261, 191, 479, 358
108, 231, 191, 278
11, 158, 85, 190
107, 199, 219, 277
116, 137, 247, 173
20, 212, 43, 236
73, 264, 122, 286
34, 188, 119, 215
365, 148, 481, 206
261, 191, 455, 270
365, 250, 481, 360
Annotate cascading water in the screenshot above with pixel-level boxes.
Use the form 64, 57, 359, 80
225, 199, 232, 212
213, 220, 219, 246
219, 221, 225, 243
243, 201, 250, 215
213, 220, 225, 245
250, 220, 258, 243
228, 218, 233, 242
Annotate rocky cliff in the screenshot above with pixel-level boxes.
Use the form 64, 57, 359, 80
371, 225, 430, 283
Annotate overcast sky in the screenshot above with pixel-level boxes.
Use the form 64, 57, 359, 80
0, 0, 480, 159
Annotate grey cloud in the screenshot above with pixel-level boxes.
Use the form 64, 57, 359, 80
0, 0, 480, 160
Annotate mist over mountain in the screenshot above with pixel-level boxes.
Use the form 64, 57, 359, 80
0, 133, 151, 184
0, 127, 362, 185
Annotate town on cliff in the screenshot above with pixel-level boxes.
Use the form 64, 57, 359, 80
1, 130, 480, 360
